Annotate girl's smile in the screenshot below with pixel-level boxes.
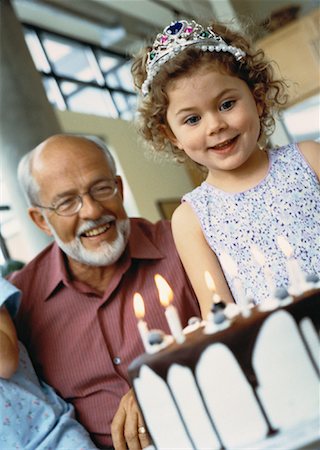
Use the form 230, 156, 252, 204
207, 135, 240, 154
165, 68, 262, 184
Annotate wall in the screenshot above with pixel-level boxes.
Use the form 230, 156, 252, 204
231, 0, 319, 24
55, 110, 194, 222
1, 0, 59, 265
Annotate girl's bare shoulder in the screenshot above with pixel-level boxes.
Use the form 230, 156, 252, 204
171, 201, 201, 233
297, 140, 320, 178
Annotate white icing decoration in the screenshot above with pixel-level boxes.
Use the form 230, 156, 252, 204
147, 335, 174, 354
224, 303, 241, 319
196, 343, 268, 448
183, 320, 205, 334
167, 364, 220, 449
253, 310, 319, 430
133, 365, 192, 448
300, 317, 320, 373
258, 298, 280, 312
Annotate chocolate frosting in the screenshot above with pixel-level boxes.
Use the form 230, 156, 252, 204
129, 289, 319, 381
128, 289, 320, 448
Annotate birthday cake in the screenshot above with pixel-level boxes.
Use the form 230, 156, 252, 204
129, 287, 320, 449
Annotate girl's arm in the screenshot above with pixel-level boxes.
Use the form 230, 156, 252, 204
172, 202, 234, 319
0, 306, 19, 379
298, 140, 320, 179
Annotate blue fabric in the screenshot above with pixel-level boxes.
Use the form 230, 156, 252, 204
0, 276, 21, 317
0, 277, 96, 449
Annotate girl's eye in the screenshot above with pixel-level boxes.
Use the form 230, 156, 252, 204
185, 115, 200, 125
220, 100, 235, 111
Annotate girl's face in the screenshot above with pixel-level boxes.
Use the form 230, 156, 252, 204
165, 68, 262, 178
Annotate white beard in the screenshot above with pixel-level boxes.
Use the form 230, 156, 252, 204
44, 215, 130, 266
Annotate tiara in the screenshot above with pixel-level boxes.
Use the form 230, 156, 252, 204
141, 20, 246, 96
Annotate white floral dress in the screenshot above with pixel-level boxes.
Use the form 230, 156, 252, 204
183, 143, 320, 304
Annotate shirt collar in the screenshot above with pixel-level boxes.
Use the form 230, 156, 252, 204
43, 243, 72, 300
128, 219, 164, 260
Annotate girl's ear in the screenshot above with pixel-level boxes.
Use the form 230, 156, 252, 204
160, 125, 183, 150
28, 207, 53, 237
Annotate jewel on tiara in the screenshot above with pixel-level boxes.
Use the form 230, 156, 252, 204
141, 20, 246, 96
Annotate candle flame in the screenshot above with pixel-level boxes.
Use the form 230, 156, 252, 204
204, 270, 222, 303
251, 244, 266, 266
277, 235, 293, 258
133, 292, 145, 319
154, 274, 173, 307
220, 252, 238, 278
204, 271, 216, 292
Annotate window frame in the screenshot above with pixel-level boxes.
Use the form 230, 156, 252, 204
22, 23, 137, 120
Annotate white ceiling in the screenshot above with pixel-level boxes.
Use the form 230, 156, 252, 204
12, 0, 216, 55
12, 0, 319, 56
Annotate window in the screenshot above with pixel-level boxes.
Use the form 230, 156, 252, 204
0, 180, 24, 266
282, 93, 320, 142
23, 25, 137, 120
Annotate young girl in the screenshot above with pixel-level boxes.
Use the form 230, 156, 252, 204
132, 19, 320, 317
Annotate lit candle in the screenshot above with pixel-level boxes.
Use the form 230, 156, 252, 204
204, 271, 222, 304
203, 272, 231, 334
154, 274, 185, 344
133, 293, 149, 351
219, 252, 250, 316
276, 235, 307, 295
204, 270, 229, 316
251, 244, 276, 295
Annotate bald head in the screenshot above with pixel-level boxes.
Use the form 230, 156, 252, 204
18, 134, 117, 206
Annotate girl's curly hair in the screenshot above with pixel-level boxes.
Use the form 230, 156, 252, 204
131, 21, 288, 162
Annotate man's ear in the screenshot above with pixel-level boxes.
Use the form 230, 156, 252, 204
28, 207, 53, 237
115, 175, 124, 199
160, 125, 183, 150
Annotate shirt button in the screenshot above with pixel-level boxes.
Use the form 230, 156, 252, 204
113, 356, 121, 365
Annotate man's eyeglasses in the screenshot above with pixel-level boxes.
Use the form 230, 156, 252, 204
33, 179, 118, 216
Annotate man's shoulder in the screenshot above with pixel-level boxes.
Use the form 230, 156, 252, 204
130, 217, 171, 236
8, 243, 55, 287
129, 217, 177, 259
130, 217, 174, 246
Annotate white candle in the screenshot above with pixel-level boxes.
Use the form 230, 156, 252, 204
234, 278, 250, 317
251, 244, 276, 295
219, 251, 238, 278
133, 293, 149, 351
276, 236, 307, 295
154, 274, 185, 344
219, 252, 249, 313
164, 305, 185, 343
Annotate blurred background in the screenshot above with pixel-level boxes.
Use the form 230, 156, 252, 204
1, 0, 319, 269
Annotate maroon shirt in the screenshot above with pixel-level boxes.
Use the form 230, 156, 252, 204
9, 218, 200, 448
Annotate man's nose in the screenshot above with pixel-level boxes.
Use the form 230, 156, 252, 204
78, 193, 104, 220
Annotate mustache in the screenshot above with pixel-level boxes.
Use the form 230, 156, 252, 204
76, 215, 116, 238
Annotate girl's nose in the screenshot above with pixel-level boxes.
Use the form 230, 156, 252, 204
206, 113, 227, 135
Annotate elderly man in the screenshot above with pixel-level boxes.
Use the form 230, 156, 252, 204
8, 134, 200, 450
